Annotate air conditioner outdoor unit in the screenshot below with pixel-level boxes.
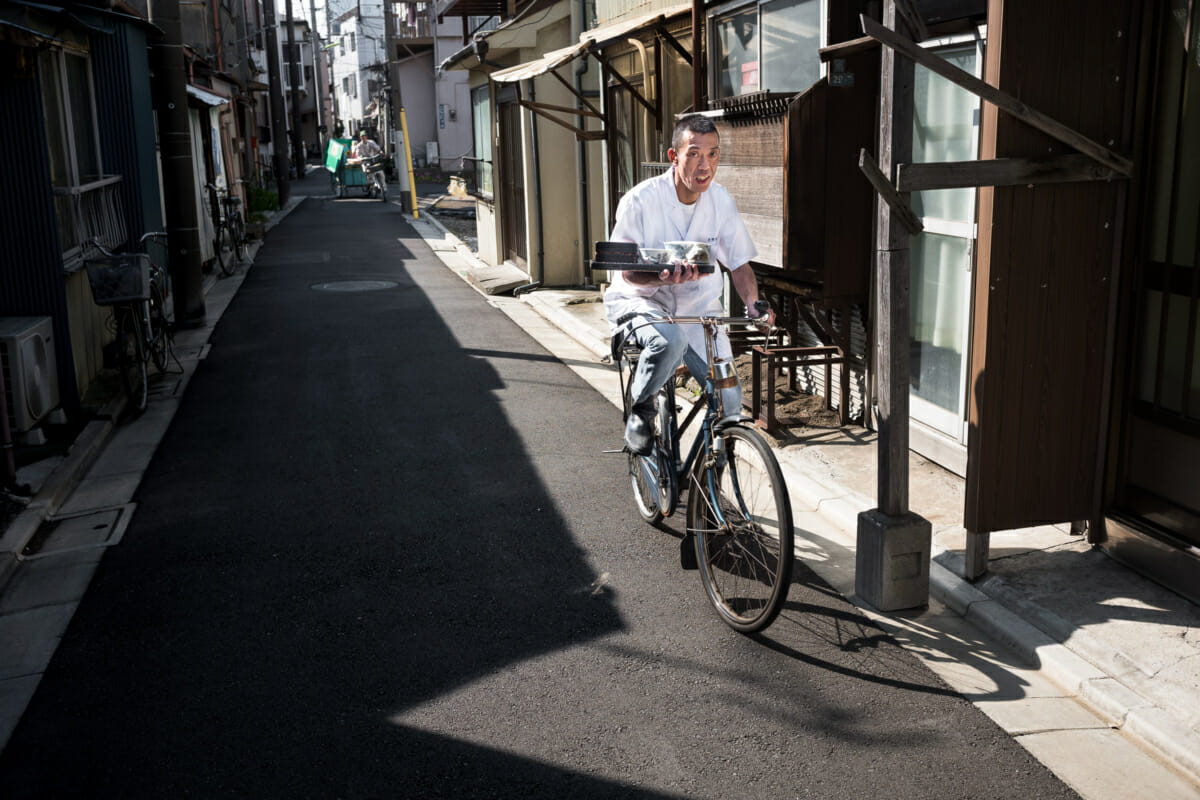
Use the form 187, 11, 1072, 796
0, 316, 60, 433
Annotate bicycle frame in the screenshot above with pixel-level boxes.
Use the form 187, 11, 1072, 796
621, 313, 769, 510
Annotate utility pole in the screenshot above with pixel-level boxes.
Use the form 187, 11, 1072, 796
286, 0, 306, 179
309, 0, 325, 150
855, 0, 931, 611
382, 0, 402, 199
150, 0, 205, 326
264, 0, 291, 203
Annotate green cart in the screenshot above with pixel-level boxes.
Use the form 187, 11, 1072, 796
325, 138, 384, 199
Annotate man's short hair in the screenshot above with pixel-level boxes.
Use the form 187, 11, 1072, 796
671, 114, 719, 151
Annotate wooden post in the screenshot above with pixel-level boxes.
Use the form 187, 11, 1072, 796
855, 0, 932, 611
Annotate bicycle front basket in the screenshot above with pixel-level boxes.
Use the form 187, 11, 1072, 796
85, 254, 151, 305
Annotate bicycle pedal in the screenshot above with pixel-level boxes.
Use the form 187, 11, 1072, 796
602, 447, 626, 454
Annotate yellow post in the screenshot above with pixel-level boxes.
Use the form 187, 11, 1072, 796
399, 106, 419, 219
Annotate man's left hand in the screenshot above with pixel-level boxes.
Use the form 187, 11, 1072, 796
659, 261, 701, 284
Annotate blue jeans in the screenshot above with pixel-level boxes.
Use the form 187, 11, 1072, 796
626, 316, 742, 421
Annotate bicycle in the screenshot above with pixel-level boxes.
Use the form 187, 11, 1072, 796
615, 302, 794, 633
207, 181, 246, 276
362, 154, 388, 202
84, 232, 175, 415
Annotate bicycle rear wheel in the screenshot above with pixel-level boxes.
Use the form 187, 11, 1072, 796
623, 357, 677, 525
116, 309, 148, 415
687, 424, 793, 633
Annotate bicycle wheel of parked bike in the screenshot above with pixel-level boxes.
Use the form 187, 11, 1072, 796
231, 216, 246, 262
116, 309, 148, 415
215, 222, 236, 277
623, 362, 677, 525
687, 424, 793, 633
147, 282, 172, 373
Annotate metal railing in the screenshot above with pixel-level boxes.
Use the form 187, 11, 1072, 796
54, 175, 125, 268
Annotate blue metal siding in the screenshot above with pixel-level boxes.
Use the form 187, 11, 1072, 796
0, 52, 79, 412
92, 22, 163, 252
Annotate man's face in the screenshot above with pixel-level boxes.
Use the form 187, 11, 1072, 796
668, 130, 720, 202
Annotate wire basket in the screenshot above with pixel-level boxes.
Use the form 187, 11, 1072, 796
86, 254, 151, 305
362, 154, 388, 173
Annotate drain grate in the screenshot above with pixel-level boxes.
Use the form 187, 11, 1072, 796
311, 280, 400, 292
20, 505, 135, 560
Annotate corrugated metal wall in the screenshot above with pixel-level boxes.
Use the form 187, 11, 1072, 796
93, 19, 164, 254
0, 49, 79, 413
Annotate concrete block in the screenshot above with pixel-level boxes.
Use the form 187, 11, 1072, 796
856, 509, 932, 611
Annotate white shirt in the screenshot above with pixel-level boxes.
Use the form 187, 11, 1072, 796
352, 139, 382, 159
603, 167, 758, 352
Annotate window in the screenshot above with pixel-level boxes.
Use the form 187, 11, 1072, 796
39, 47, 105, 251
350, 32, 356, 51
350, 73, 357, 98
471, 84, 492, 194
710, 0, 820, 100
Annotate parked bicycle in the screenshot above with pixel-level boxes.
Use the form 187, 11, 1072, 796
615, 302, 794, 633
207, 181, 246, 276
84, 232, 175, 415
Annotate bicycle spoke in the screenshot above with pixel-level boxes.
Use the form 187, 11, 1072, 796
688, 426, 793, 633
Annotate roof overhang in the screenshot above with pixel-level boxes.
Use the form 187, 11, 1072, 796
187, 84, 230, 107
486, 4, 691, 142
439, 0, 567, 72
490, 3, 690, 84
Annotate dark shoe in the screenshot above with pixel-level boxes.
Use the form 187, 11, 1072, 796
624, 410, 654, 456
680, 533, 698, 570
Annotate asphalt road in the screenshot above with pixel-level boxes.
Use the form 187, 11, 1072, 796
0, 196, 1078, 798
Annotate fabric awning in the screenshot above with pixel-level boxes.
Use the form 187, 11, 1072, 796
489, 41, 588, 83
187, 84, 230, 107
490, 3, 690, 84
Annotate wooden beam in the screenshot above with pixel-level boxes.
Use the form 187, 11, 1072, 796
893, 0, 930, 42
592, 51, 659, 119
517, 100, 602, 140
654, 24, 692, 66
896, 154, 1123, 191
860, 14, 1134, 177
521, 99, 602, 120
859, 149, 923, 235
547, 69, 603, 120
818, 35, 879, 63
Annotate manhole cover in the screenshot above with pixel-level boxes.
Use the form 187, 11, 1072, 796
20, 505, 134, 559
311, 280, 399, 292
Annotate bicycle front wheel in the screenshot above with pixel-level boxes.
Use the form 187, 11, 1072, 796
147, 284, 172, 373
117, 309, 148, 415
231, 216, 246, 262
216, 223, 236, 276
688, 424, 793, 633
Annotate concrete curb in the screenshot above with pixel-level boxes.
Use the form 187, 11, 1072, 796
0, 397, 123, 589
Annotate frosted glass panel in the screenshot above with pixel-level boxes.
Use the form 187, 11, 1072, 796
911, 47, 978, 222
911, 233, 970, 416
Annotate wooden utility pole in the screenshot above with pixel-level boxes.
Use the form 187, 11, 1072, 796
383, 0, 402, 197
855, 0, 932, 611
264, 0, 291, 203
150, 0, 206, 327
286, 0, 306, 179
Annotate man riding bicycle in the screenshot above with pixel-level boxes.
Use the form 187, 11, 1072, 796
604, 113, 776, 456
348, 130, 386, 193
